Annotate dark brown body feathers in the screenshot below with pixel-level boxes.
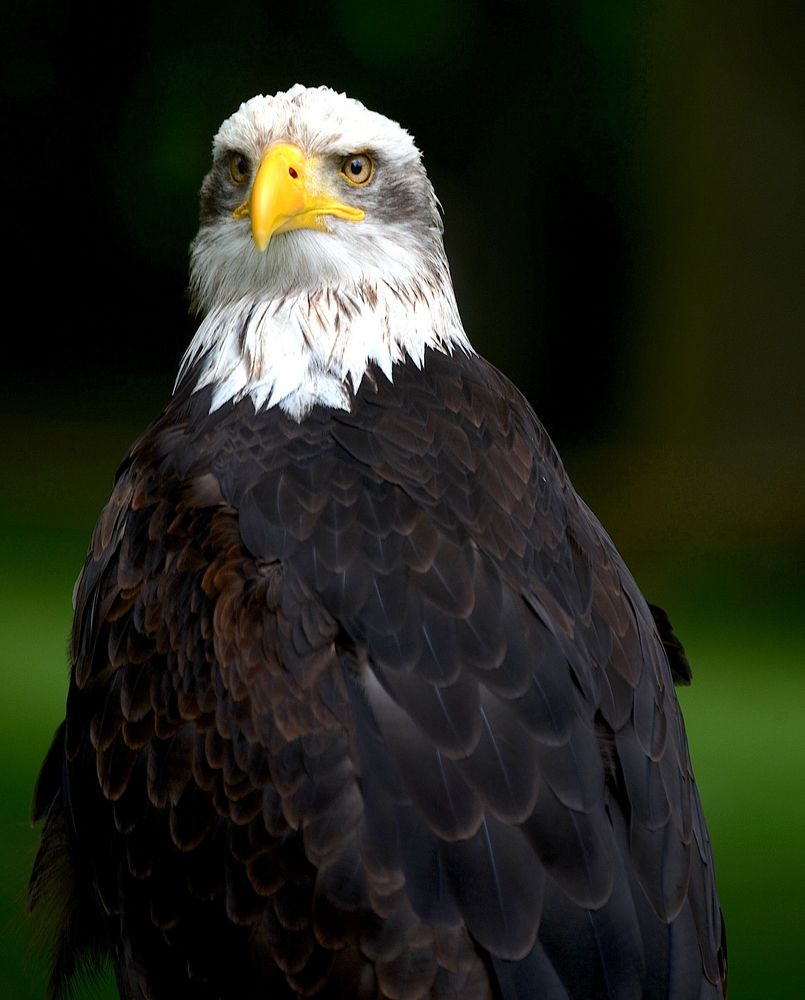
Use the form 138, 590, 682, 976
30, 348, 726, 999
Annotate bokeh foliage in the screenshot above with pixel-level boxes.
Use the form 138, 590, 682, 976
3, 1, 804, 996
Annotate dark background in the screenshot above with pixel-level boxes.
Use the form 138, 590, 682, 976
2, 1, 804, 996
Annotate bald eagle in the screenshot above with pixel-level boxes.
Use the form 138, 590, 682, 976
29, 85, 726, 999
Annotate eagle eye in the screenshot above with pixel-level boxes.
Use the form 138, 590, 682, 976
228, 152, 250, 186
340, 153, 373, 186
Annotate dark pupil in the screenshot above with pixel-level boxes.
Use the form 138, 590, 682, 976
350, 159, 364, 175
236, 158, 246, 176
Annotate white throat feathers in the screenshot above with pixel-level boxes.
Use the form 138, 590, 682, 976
177, 85, 472, 419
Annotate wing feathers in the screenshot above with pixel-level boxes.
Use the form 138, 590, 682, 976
30, 349, 724, 998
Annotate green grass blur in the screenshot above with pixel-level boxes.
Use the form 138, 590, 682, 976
1, 403, 803, 997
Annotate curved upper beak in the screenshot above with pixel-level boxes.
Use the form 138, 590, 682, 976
233, 143, 364, 252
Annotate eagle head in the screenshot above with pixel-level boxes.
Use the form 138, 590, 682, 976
181, 85, 468, 417
190, 85, 444, 308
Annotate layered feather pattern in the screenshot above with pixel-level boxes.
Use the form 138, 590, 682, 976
30, 348, 726, 998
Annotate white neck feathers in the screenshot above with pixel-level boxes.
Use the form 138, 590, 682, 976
177, 258, 471, 420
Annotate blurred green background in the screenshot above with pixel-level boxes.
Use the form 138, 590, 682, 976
3, 0, 804, 996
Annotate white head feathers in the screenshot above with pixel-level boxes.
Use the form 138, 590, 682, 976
178, 85, 471, 419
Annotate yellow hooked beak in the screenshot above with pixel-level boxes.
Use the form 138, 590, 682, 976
233, 143, 364, 252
